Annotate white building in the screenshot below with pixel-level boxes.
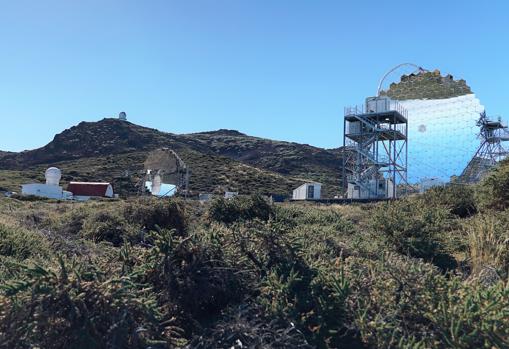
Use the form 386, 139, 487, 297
347, 178, 394, 199
224, 191, 239, 199
292, 182, 321, 200
21, 167, 73, 200
199, 193, 214, 202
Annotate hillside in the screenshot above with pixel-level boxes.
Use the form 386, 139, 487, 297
0, 118, 344, 197
181, 130, 342, 186
1, 162, 509, 347
0, 151, 12, 158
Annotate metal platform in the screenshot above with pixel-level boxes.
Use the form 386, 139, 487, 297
342, 97, 408, 199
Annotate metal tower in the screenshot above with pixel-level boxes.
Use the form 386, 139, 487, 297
460, 111, 509, 183
342, 96, 408, 199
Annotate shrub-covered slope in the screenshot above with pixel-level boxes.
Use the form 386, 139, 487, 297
1, 160, 509, 348
0, 118, 343, 197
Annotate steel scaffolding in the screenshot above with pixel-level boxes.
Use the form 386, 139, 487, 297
460, 111, 509, 183
342, 97, 408, 199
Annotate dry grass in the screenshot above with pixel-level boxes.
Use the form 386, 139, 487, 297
467, 215, 509, 276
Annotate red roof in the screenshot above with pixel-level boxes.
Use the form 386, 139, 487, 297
67, 182, 113, 197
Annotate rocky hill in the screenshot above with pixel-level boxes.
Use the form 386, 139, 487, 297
0, 151, 12, 158
0, 118, 344, 197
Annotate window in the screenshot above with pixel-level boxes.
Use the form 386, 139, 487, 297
307, 185, 314, 199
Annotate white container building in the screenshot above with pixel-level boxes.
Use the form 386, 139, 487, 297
224, 191, 239, 199
347, 178, 394, 199
199, 193, 214, 202
292, 182, 321, 200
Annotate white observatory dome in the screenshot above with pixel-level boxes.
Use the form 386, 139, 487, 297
45, 167, 62, 186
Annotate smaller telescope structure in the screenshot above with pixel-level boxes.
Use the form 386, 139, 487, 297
142, 148, 189, 197
342, 96, 408, 199
460, 111, 509, 183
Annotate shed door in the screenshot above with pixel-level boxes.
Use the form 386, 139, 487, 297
307, 185, 314, 199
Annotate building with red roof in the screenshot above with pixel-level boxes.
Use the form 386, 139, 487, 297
67, 182, 114, 201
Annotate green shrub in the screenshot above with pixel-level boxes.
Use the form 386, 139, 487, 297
0, 260, 176, 349
187, 303, 313, 348
139, 229, 242, 333
423, 184, 477, 218
372, 199, 456, 269
344, 253, 509, 348
81, 210, 132, 246
124, 197, 188, 233
223, 220, 358, 347
477, 160, 509, 211
0, 223, 50, 260
57, 208, 89, 235
4, 182, 509, 348
207, 195, 273, 224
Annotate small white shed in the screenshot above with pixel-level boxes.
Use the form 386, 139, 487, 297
292, 182, 321, 200
199, 193, 214, 202
224, 191, 239, 199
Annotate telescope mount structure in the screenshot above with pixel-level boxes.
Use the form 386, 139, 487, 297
460, 111, 509, 183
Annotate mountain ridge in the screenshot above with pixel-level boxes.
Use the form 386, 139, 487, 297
0, 118, 344, 197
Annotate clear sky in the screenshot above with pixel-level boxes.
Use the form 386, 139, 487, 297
1, 0, 508, 152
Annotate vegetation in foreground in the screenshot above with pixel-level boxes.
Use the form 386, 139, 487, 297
1, 161, 509, 348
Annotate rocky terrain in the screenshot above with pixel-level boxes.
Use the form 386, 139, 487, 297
0, 118, 344, 197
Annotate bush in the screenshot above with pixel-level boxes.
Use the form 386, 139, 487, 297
55, 207, 90, 236
81, 210, 132, 246
187, 303, 313, 348
0, 223, 50, 260
208, 195, 273, 224
467, 214, 509, 280
344, 253, 509, 348
124, 197, 188, 233
372, 199, 456, 269
476, 160, 509, 211
423, 184, 477, 218
139, 229, 242, 333
220, 220, 358, 347
0, 260, 175, 349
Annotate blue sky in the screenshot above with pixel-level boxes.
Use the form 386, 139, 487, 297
1, 0, 508, 152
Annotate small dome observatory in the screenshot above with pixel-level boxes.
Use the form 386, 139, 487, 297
21, 167, 70, 200
45, 167, 62, 186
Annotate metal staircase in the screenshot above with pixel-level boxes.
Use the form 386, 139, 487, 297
342, 97, 408, 199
